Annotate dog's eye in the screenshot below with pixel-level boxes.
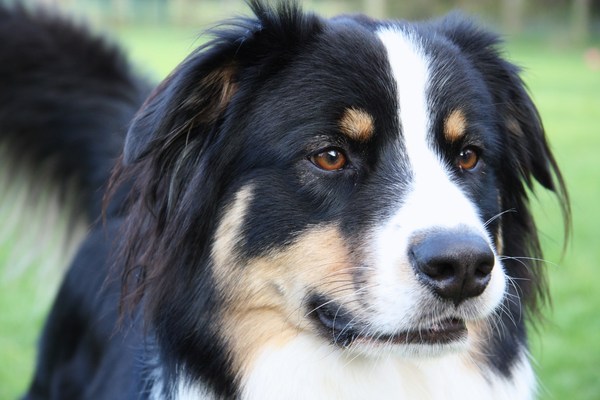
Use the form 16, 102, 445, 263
310, 148, 348, 171
457, 147, 479, 171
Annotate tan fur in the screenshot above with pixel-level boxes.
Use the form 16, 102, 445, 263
182, 65, 238, 124
214, 67, 238, 117
210, 184, 253, 270
506, 116, 524, 137
339, 107, 375, 142
444, 109, 467, 143
496, 223, 504, 256
494, 195, 505, 255
464, 319, 493, 368
211, 186, 354, 375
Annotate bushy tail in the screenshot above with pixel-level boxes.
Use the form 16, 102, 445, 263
0, 5, 149, 221
0, 5, 150, 277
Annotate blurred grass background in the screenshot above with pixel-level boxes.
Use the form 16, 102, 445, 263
1, 0, 599, 399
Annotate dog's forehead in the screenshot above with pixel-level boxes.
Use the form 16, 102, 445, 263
247, 17, 485, 148
275, 19, 397, 107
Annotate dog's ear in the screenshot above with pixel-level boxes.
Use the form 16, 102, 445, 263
123, 0, 319, 166
123, 46, 239, 165
436, 15, 564, 194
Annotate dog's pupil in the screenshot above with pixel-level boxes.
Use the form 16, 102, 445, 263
326, 150, 339, 163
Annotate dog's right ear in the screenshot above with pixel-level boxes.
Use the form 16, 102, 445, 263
123, 48, 239, 165
123, 1, 319, 166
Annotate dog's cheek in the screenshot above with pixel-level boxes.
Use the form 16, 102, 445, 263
211, 189, 355, 374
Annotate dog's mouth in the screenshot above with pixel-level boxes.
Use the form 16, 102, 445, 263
310, 297, 467, 348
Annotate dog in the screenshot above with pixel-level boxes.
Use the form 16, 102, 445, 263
0, 1, 569, 399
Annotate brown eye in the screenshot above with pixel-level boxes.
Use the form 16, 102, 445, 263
310, 148, 348, 171
457, 147, 479, 171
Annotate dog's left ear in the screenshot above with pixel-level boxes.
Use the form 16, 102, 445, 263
490, 63, 557, 192
436, 16, 564, 194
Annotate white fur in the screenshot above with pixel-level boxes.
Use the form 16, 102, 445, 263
175, 378, 216, 400
168, 335, 536, 399
238, 334, 535, 400
364, 27, 506, 339
149, 368, 216, 400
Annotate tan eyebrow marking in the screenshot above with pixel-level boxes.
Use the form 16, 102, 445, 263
339, 107, 375, 142
444, 109, 467, 143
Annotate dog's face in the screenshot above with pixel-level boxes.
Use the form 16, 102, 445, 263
118, 2, 565, 394
207, 25, 509, 360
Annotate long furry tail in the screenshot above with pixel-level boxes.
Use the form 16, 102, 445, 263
0, 5, 149, 274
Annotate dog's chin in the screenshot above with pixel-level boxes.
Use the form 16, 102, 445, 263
310, 298, 475, 358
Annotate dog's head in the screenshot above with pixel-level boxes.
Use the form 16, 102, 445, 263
116, 1, 568, 395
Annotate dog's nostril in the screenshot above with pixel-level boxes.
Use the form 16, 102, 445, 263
410, 231, 495, 305
475, 261, 494, 278
419, 260, 455, 280
432, 263, 454, 280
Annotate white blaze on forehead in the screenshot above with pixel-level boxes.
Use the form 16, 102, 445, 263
375, 26, 486, 232
377, 27, 431, 168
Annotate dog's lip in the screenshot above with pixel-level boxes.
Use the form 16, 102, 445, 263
356, 317, 467, 346
313, 301, 467, 347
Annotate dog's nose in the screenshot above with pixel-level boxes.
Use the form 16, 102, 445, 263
410, 231, 495, 305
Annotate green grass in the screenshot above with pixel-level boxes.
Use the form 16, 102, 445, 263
1, 20, 599, 400
506, 40, 600, 399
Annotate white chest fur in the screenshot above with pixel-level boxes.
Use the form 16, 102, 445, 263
238, 335, 535, 400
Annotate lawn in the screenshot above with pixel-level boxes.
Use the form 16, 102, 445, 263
1, 11, 599, 400
507, 41, 600, 399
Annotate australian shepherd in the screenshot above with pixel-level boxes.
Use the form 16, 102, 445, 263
0, 1, 568, 399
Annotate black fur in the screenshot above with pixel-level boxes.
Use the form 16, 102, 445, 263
1, 1, 568, 399
0, 5, 149, 219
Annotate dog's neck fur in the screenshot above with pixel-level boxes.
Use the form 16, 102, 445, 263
152, 333, 535, 400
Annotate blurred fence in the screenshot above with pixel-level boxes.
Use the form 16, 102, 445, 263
3, 0, 600, 42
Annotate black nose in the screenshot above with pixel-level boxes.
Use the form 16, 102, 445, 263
410, 231, 495, 305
